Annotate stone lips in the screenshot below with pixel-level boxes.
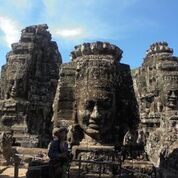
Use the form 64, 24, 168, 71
70, 41, 123, 62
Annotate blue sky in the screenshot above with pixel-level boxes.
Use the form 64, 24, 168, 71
0, 0, 178, 69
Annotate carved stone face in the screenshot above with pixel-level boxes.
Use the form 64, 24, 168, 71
166, 90, 178, 110
10, 80, 17, 98
77, 92, 115, 141
9, 79, 24, 98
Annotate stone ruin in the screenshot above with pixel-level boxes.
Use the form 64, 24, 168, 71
0, 24, 61, 148
133, 42, 177, 135
52, 41, 139, 175
133, 42, 178, 178
53, 42, 139, 144
0, 23, 177, 178
52, 42, 139, 145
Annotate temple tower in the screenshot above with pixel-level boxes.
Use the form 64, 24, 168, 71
0, 24, 62, 147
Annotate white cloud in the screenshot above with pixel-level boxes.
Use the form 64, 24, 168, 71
41, 0, 142, 42
52, 27, 85, 39
0, 16, 21, 47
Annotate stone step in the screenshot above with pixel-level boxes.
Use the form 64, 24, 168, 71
11, 127, 28, 131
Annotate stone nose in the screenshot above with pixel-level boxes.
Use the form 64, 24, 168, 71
90, 105, 101, 120
170, 91, 177, 98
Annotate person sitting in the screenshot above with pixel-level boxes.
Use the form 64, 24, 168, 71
48, 127, 72, 178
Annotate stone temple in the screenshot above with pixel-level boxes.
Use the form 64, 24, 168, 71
133, 42, 178, 178
51, 41, 139, 175
0, 24, 61, 147
52, 42, 139, 146
0, 24, 177, 178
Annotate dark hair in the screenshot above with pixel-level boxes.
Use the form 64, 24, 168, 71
52, 127, 68, 137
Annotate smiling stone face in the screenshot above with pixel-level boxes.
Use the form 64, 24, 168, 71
52, 42, 139, 146
77, 91, 115, 142
74, 53, 117, 144
165, 89, 178, 110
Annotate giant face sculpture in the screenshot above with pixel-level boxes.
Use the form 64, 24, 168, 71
75, 55, 117, 144
77, 91, 115, 142
53, 42, 138, 146
165, 89, 178, 110
161, 83, 178, 111
5, 55, 27, 99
